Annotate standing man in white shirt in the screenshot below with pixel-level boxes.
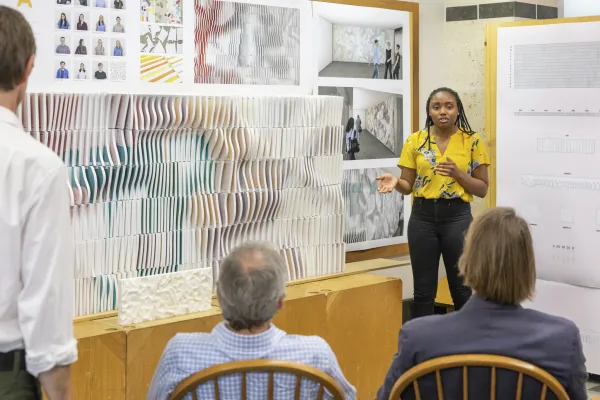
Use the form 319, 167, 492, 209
0, 6, 77, 400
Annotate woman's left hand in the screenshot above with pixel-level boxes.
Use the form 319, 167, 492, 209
436, 157, 463, 179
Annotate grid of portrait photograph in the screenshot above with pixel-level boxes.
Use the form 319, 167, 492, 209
55, 0, 127, 82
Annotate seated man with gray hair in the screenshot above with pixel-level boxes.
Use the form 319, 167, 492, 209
148, 242, 356, 399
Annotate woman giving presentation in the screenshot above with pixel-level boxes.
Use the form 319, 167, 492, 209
376, 87, 490, 318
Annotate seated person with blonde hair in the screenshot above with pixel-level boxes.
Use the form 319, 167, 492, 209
148, 242, 356, 399
377, 207, 587, 400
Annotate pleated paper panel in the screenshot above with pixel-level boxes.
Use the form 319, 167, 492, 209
21, 94, 345, 317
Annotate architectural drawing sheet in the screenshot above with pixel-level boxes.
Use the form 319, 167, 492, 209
496, 22, 600, 373
496, 22, 600, 289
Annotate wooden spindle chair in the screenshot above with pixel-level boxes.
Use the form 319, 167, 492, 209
168, 359, 346, 400
389, 354, 570, 400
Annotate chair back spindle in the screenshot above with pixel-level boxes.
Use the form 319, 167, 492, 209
169, 359, 345, 400
389, 354, 570, 400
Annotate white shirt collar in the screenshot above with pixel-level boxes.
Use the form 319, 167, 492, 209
0, 106, 21, 129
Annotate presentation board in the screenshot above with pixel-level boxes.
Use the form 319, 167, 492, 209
494, 20, 600, 373
3, 0, 313, 96
312, 0, 413, 250
2, 0, 419, 273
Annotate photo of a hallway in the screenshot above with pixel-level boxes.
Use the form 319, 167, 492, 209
318, 86, 403, 161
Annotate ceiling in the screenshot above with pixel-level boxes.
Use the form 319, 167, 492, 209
312, 2, 407, 29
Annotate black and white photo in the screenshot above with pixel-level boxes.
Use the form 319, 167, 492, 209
319, 86, 403, 160
343, 167, 404, 246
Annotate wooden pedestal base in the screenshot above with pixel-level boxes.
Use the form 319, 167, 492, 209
69, 270, 403, 400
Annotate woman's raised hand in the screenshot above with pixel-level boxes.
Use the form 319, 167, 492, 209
376, 173, 399, 194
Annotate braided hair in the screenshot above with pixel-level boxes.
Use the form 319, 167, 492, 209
419, 87, 474, 151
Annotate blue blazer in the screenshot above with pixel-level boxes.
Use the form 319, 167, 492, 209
56, 68, 69, 79
377, 294, 588, 400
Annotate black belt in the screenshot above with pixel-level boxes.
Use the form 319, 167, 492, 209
0, 349, 26, 372
415, 197, 468, 205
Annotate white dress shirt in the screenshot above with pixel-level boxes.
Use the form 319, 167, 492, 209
0, 106, 77, 377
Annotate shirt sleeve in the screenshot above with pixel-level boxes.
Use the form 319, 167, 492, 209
398, 134, 417, 169
567, 327, 588, 400
471, 133, 490, 168
18, 165, 78, 377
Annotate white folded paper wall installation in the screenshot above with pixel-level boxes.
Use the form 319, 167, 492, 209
18, 93, 346, 317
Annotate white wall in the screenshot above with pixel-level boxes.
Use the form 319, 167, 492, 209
352, 108, 366, 121
401, 0, 445, 125
564, 0, 600, 16
332, 25, 395, 63
409, 0, 560, 124
352, 87, 394, 132
352, 88, 391, 110
317, 17, 333, 72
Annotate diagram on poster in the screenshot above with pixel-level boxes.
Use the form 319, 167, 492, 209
496, 22, 600, 289
139, 1, 184, 83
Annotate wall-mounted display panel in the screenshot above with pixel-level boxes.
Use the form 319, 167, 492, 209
343, 166, 404, 251
313, 0, 417, 250
3, 0, 313, 96
490, 17, 600, 374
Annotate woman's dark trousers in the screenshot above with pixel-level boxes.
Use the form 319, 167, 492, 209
407, 197, 473, 319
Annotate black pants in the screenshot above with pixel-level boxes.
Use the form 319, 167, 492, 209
408, 197, 473, 319
0, 350, 41, 400
393, 66, 400, 79
384, 62, 393, 79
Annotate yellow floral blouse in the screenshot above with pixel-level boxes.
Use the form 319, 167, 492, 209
398, 129, 490, 202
